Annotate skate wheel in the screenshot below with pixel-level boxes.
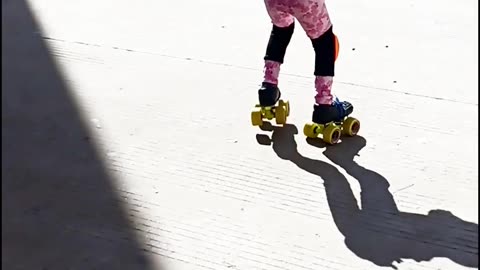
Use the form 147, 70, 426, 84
275, 106, 287, 125
342, 117, 360, 136
251, 110, 263, 126
303, 123, 318, 138
323, 124, 341, 144
278, 100, 290, 117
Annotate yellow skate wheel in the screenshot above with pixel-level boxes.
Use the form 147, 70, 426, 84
303, 123, 319, 138
284, 101, 290, 116
279, 100, 290, 116
342, 117, 360, 136
275, 106, 287, 125
323, 124, 341, 144
251, 110, 263, 126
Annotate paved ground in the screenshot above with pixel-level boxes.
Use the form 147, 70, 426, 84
2, 0, 478, 269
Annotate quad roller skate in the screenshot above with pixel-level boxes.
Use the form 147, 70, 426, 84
303, 97, 360, 145
251, 82, 290, 126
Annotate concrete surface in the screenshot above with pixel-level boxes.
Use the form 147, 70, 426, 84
2, 0, 478, 269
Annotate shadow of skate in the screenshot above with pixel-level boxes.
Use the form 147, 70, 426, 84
255, 121, 284, 146
259, 121, 274, 131
264, 124, 478, 269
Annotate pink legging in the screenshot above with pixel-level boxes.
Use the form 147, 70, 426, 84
264, 0, 332, 39
263, 0, 334, 105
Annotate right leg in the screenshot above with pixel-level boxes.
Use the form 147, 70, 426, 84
259, 1, 295, 106
293, 0, 353, 124
310, 26, 352, 124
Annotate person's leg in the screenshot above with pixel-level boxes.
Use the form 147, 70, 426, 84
294, 1, 352, 123
311, 25, 335, 105
259, 1, 295, 106
263, 23, 294, 85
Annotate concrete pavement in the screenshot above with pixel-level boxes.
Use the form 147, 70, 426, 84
2, 0, 478, 269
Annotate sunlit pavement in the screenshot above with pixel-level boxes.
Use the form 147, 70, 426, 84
2, 0, 478, 269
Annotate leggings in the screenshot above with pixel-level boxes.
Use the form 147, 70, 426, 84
264, 0, 332, 40
263, 0, 337, 104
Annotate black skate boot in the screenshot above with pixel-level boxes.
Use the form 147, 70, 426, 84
304, 97, 360, 144
258, 82, 281, 107
251, 82, 290, 126
312, 98, 353, 124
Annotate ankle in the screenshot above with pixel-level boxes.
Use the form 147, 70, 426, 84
263, 60, 281, 84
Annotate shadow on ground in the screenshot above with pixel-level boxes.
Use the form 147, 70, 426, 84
2, 0, 160, 269
257, 123, 478, 269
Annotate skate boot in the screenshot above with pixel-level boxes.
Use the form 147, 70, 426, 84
251, 82, 290, 126
303, 97, 360, 144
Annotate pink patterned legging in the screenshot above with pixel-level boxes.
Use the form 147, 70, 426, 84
265, 0, 332, 39
263, 0, 334, 105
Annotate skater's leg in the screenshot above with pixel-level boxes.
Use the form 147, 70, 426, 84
291, 0, 332, 40
310, 26, 352, 123
293, 1, 351, 123
259, 2, 295, 106
311, 25, 335, 105
263, 3, 295, 84
262, 22, 294, 85
314, 76, 333, 105
291, 0, 334, 105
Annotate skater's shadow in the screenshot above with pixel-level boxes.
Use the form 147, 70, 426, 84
256, 123, 478, 269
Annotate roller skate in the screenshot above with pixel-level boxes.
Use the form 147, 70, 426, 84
251, 82, 290, 126
303, 97, 360, 144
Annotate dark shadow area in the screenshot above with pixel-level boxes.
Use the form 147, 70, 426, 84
2, 1, 160, 269
258, 124, 478, 269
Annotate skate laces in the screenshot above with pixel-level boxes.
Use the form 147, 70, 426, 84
333, 96, 346, 119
